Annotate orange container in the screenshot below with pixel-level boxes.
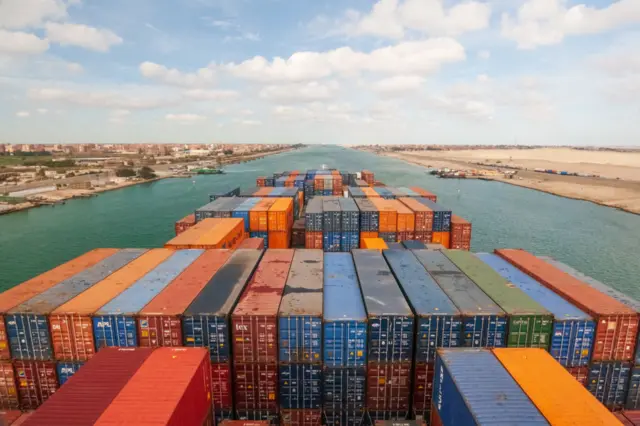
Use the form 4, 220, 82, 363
268, 198, 293, 232
369, 198, 397, 232
297, 191, 304, 213
314, 176, 324, 190
389, 200, 415, 232
50, 249, 173, 361
360, 231, 378, 247
362, 187, 379, 198
196, 218, 245, 249
493, 348, 621, 425
165, 219, 223, 248
255, 188, 273, 196
268, 231, 291, 249
362, 238, 388, 250
431, 231, 450, 248
175, 214, 196, 236
409, 187, 437, 202
450, 214, 472, 251
249, 199, 276, 232
305, 232, 323, 249
0, 248, 118, 360
398, 197, 433, 232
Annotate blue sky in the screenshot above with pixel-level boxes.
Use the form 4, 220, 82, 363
1, 0, 639, 145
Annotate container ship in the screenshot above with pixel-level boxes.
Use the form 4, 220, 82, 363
0, 168, 638, 426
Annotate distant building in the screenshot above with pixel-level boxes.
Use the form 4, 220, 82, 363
0, 144, 5, 154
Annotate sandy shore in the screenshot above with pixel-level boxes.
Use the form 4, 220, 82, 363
381, 149, 640, 215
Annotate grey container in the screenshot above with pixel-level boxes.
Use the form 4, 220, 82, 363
305, 198, 324, 231
354, 199, 379, 232
348, 187, 365, 198
339, 198, 359, 232
323, 199, 342, 232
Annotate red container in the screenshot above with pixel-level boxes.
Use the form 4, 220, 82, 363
430, 404, 443, 426
232, 250, 294, 364
413, 362, 434, 417
138, 250, 232, 348
305, 232, 322, 250
0, 410, 23, 425
366, 362, 411, 412
413, 232, 432, 244
13, 361, 57, 410
0, 362, 18, 409
233, 363, 278, 412
280, 409, 322, 426
175, 214, 196, 236
566, 366, 588, 387
398, 198, 433, 232
616, 413, 635, 425
211, 362, 233, 411
19, 348, 155, 426
257, 177, 266, 187
624, 411, 640, 425
238, 238, 265, 250
450, 215, 472, 251
496, 249, 640, 361
397, 232, 414, 243
94, 348, 212, 426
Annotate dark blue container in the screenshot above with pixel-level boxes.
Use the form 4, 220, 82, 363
323, 199, 342, 232
588, 361, 631, 410
626, 366, 640, 409
56, 361, 84, 386
324, 409, 365, 426
352, 250, 414, 363
323, 367, 366, 410
209, 186, 240, 201
6, 249, 145, 360
324, 232, 342, 253
276, 177, 288, 187
250, 232, 269, 247
386, 243, 404, 250
415, 198, 452, 232
379, 233, 396, 243
412, 250, 507, 348
374, 187, 393, 199
477, 253, 594, 366
339, 198, 359, 232
384, 250, 462, 363
93, 250, 202, 349
323, 254, 367, 367
265, 178, 275, 187
397, 187, 418, 197
401, 240, 426, 249
432, 349, 549, 425
340, 232, 359, 252
354, 199, 379, 232
183, 250, 263, 362
233, 197, 261, 232
323, 190, 333, 196
279, 363, 322, 409
305, 198, 323, 232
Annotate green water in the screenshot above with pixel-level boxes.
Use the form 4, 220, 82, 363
1, 146, 639, 298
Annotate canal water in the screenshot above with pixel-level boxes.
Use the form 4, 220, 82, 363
1, 145, 639, 298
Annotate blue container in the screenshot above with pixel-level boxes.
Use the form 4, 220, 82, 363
352, 250, 414, 363
323, 190, 333, 196
401, 240, 426, 249
278, 250, 323, 363
250, 232, 268, 247
386, 243, 404, 250
323, 367, 366, 410
477, 253, 594, 366
324, 409, 365, 426
279, 363, 322, 409
340, 232, 359, 252
196, 197, 245, 221
323, 254, 367, 367
386, 187, 405, 198
324, 232, 342, 253
384, 250, 462, 363
6, 249, 145, 360
233, 197, 261, 231
588, 361, 631, 410
56, 361, 84, 386
433, 349, 549, 425
339, 198, 359, 232
276, 177, 287, 187
183, 250, 263, 362
626, 366, 640, 409
373, 187, 393, 198
379, 232, 397, 243
412, 250, 507, 348
354, 199, 379, 232
93, 250, 203, 349
397, 187, 418, 197
416, 198, 452, 232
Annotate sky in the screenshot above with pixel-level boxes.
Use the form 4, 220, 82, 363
0, 0, 639, 145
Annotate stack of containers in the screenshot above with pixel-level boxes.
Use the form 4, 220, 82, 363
362, 188, 379, 198
384, 250, 462, 420
0, 249, 117, 410
5, 249, 145, 409
354, 199, 379, 246
373, 187, 394, 200
444, 250, 553, 349
278, 251, 324, 426
196, 198, 247, 221
449, 215, 472, 251
408, 187, 436, 202
333, 175, 343, 196
354, 180, 368, 188
268, 198, 293, 249
352, 250, 413, 421
401, 241, 427, 249
415, 199, 451, 248
390, 200, 415, 242
313, 176, 324, 196
369, 199, 397, 244
276, 177, 288, 187
323, 253, 367, 426
397, 198, 432, 244
339, 198, 359, 252
234, 198, 262, 233
361, 239, 388, 250
257, 177, 266, 187
476, 253, 595, 383
232, 250, 295, 423
361, 170, 374, 186
348, 187, 365, 198
250, 199, 277, 246
266, 177, 275, 187
496, 249, 639, 410
396, 187, 418, 197
412, 250, 507, 348
241, 187, 262, 197
92, 250, 203, 351
430, 349, 550, 426
209, 187, 241, 201
305, 198, 323, 250
304, 180, 315, 204
175, 213, 196, 236
181, 250, 263, 422
323, 198, 342, 253
165, 218, 246, 250
292, 218, 306, 249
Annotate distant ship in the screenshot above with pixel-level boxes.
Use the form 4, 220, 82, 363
193, 168, 225, 175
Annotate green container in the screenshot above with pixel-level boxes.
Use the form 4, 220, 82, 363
444, 250, 553, 349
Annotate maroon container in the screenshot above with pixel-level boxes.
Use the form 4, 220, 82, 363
212, 362, 233, 411
413, 362, 435, 417
280, 409, 322, 426
450, 215, 471, 251
623, 411, 640, 425
366, 362, 411, 412
413, 232, 432, 244
566, 366, 589, 387
396, 232, 414, 243
0, 410, 23, 425
234, 363, 278, 412
13, 361, 57, 410
0, 362, 18, 410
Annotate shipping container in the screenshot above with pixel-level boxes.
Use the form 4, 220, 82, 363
414, 199, 450, 232
413, 232, 432, 244
493, 348, 622, 424
353, 199, 379, 232
210, 361, 233, 412
305, 232, 323, 250
196, 198, 242, 221
618, 412, 636, 426
408, 187, 436, 203
369, 199, 396, 233
323, 199, 342, 233
0, 361, 18, 409
431, 349, 548, 426
166, 218, 245, 250
251, 199, 277, 232
210, 187, 241, 201
323, 367, 366, 411
384, 250, 461, 363
238, 238, 266, 250
234, 198, 263, 232
305, 199, 323, 232
281, 409, 322, 426
138, 250, 233, 349
279, 364, 322, 409
352, 250, 413, 363
175, 213, 196, 236
449, 215, 471, 251
496, 249, 639, 361
50, 249, 172, 361
587, 361, 631, 410
396, 187, 418, 197
477, 253, 594, 366
279, 251, 323, 364
401, 241, 426, 249
373, 187, 393, 199
220, 422, 269, 426
388, 201, 414, 233
567, 366, 589, 386
362, 239, 387, 250
323, 232, 342, 253
94, 348, 212, 426
323, 254, 367, 368
340, 232, 359, 252
412, 250, 506, 348
6, 249, 145, 361
397, 198, 432, 233
93, 250, 203, 349
234, 363, 279, 414
348, 187, 365, 198
378, 232, 397, 244
233, 250, 295, 364
430, 232, 449, 249
55, 361, 84, 386
269, 198, 293, 232
182, 250, 262, 362
386, 243, 403, 250
628, 367, 640, 409
0, 410, 22, 425
324, 409, 365, 426
251, 232, 269, 247
366, 362, 411, 415
445, 250, 553, 348
13, 361, 57, 410
338, 198, 359, 232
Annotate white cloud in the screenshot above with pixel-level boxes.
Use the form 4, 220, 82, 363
140, 62, 216, 88
28, 87, 181, 110
502, 0, 640, 49
206, 19, 236, 29
37, 108, 48, 114
0, 0, 71, 30
227, 38, 465, 82
239, 109, 254, 116
477, 74, 490, 83
223, 32, 261, 42
183, 89, 239, 100
341, 0, 491, 39
66, 62, 83, 73
259, 81, 340, 103
45, 23, 123, 52
108, 109, 130, 124
590, 39, 640, 102
0, 30, 49, 54
16, 111, 30, 118
237, 119, 262, 126
166, 113, 207, 124
372, 75, 425, 96
477, 50, 491, 60
273, 102, 356, 123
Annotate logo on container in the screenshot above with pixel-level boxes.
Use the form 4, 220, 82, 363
96, 321, 111, 328
236, 324, 249, 331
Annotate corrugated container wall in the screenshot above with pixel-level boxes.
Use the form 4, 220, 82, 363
13, 360, 58, 410
587, 361, 631, 410
56, 361, 84, 385
279, 364, 322, 409
0, 361, 18, 409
